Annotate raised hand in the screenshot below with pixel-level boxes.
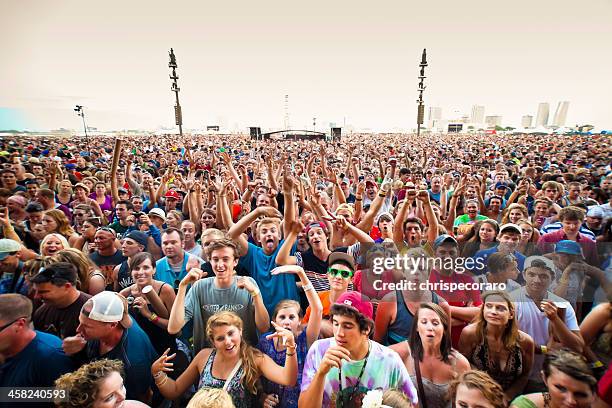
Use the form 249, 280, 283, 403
267, 321, 297, 346
179, 268, 207, 288
257, 206, 282, 219
319, 345, 352, 375
151, 347, 176, 376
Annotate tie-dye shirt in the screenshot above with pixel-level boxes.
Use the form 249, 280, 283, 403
301, 338, 418, 407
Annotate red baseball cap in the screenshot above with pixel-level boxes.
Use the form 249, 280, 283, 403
335, 291, 373, 320
164, 190, 180, 200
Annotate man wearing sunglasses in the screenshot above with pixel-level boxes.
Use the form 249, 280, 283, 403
0, 238, 28, 295
302, 252, 355, 338
0, 294, 74, 391
31, 262, 91, 339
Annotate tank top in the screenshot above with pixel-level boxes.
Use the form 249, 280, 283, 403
409, 375, 451, 408
117, 261, 133, 291
386, 291, 440, 345
198, 349, 257, 408
470, 340, 523, 391
127, 283, 175, 355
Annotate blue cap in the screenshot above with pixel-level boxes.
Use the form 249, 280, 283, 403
494, 182, 508, 189
65, 163, 76, 170
433, 234, 458, 249
555, 240, 583, 256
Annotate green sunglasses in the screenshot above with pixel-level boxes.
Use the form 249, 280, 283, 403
327, 268, 353, 279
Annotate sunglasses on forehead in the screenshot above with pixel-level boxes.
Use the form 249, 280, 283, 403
327, 267, 353, 279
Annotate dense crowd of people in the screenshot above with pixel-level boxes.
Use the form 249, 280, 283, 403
0, 132, 610, 408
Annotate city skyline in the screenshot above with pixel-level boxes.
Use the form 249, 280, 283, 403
1, 0, 611, 132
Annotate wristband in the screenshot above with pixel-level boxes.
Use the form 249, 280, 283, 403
153, 371, 165, 380
355, 197, 363, 201
302, 283, 315, 292
592, 360, 604, 368
250, 289, 261, 298
378, 192, 387, 197
286, 351, 296, 357
149, 313, 159, 323
540, 345, 548, 354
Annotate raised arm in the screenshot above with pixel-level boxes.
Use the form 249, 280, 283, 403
228, 206, 281, 257
275, 221, 302, 266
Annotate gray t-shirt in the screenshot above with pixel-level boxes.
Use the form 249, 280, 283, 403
184, 276, 259, 354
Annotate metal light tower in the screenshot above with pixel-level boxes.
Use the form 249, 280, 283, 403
416, 49, 428, 137
74, 105, 89, 148
168, 48, 183, 137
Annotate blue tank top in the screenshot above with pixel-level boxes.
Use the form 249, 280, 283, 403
386, 290, 440, 345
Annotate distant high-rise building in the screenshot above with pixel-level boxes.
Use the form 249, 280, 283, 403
521, 115, 533, 128
485, 115, 502, 127
471, 105, 485, 124
428, 107, 442, 128
535, 103, 549, 127
553, 101, 569, 127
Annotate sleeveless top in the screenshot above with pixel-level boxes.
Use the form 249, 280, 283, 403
127, 283, 175, 355
257, 330, 307, 408
117, 261, 133, 291
198, 349, 257, 408
470, 339, 523, 390
387, 291, 441, 345
409, 375, 451, 408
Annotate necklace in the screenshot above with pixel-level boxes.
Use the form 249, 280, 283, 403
337, 341, 371, 408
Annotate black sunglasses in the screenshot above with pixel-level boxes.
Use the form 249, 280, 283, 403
327, 267, 353, 279
96, 227, 117, 236
0, 317, 27, 332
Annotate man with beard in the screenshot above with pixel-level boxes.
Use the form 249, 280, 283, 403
155, 227, 203, 291
89, 227, 126, 287
471, 223, 526, 275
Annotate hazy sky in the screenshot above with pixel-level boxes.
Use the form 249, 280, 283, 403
1, 0, 611, 132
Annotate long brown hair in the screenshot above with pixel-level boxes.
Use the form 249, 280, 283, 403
206, 311, 262, 395
474, 291, 519, 350
409, 303, 452, 363
43, 209, 75, 238
51, 248, 99, 293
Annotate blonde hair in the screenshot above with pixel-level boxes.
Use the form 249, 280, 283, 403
40, 233, 69, 256
43, 209, 75, 238
186, 388, 235, 408
55, 359, 124, 408
272, 299, 302, 320
449, 370, 507, 408
206, 311, 262, 395
51, 248, 99, 293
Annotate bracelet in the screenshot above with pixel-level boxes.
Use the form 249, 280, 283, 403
592, 360, 604, 368
540, 345, 548, 354
149, 313, 159, 323
378, 192, 387, 197
355, 197, 363, 201
156, 375, 168, 387
286, 351, 296, 357
153, 371, 165, 380
302, 283, 315, 292
250, 289, 261, 298
286, 343, 297, 351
